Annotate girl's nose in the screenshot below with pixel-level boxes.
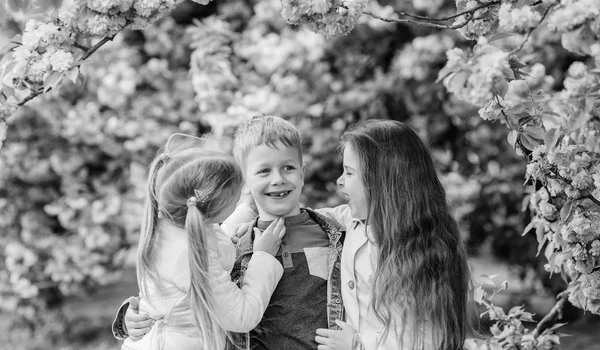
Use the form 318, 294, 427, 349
336, 175, 344, 186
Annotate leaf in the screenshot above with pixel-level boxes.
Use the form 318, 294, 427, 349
544, 128, 561, 151
447, 71, 468, 92
523, 125, 545, 139
488, 33, 514, 42
507, 130, 518, 148
473, 286, 485, 305
519, 133, 539, 150
560, 199, 574, 223
518, 115, 534, 126
567, 109, 589, 132
66, 67, 79, 84
510, 61, 528, 69
436, 65, 456, 84
43, 72, 62, 92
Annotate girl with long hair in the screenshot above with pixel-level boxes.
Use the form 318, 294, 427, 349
121, 134, 286, 350
315, 120, 473, 349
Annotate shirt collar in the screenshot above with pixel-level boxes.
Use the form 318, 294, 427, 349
351, 218, 377, 244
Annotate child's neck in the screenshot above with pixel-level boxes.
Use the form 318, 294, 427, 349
257, 208, 301, 221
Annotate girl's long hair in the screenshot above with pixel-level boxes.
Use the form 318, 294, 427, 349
136, 134, 243, 349
341, 120, 474, 349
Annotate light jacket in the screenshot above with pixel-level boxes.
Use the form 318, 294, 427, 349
227, 207, 346, 349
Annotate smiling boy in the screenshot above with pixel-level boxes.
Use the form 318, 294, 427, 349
227, 115, 345, 349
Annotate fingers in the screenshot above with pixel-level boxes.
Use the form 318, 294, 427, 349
130, 318, 156, 328
253, 227, 262, 241
277, 225, 287, 239
317, 346, 331, 350
127, 296, 140, 310
263, 217, 283, 235
315, 328, 331, 337
231, 236, 239, 244
315, 335, 330, 345
236, 219, 255, 238
129, 326, 152, 340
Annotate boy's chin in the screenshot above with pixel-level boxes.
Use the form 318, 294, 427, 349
256, 206, 301, 221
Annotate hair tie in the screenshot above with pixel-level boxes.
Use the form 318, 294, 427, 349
187, 196, 198, 208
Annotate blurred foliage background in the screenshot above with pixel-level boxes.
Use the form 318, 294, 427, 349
0, 0, 598, 348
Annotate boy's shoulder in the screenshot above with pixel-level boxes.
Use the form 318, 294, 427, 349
303, 208, 344, 233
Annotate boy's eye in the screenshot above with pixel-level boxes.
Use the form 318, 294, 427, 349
283, 165, 296, 171
257, 169, 270, 175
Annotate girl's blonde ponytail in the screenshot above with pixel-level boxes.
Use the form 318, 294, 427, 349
185, 197, 227, 350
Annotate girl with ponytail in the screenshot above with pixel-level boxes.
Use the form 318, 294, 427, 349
121, 134, 286, 350
315, 120, 474, 349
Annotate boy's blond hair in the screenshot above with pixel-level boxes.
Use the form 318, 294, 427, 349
233, 115, 303, 170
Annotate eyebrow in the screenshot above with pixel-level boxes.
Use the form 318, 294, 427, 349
343, 165, 355, 171
254, 159, 299, 167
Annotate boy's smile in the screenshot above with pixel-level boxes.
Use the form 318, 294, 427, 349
244, 142, 305, 221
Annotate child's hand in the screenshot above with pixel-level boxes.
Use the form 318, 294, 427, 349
231, 218, 256, 244
315, 320, 355, 350
124, 296, 155, 341
253, 218, 286, 256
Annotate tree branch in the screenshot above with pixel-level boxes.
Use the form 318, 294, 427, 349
586, 194, 600, 206
532, 291, 569, 337
510, 4, 557, 54
363, 1, 500, 29
17, 34, 118, 107
72, 41, 90, 52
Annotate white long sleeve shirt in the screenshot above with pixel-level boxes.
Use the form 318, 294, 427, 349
317, 205, 437, 350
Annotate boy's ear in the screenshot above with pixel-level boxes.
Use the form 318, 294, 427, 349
301, 163, 306, 180
242, 186, 251, 195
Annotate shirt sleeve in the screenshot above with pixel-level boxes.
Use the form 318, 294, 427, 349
313, 204, 353, 227
207, 250, 283, 332
111, 298, 132, 340
220, 202, 258, 237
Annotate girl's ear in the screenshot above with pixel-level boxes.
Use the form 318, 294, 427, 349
242, 186, 251, 195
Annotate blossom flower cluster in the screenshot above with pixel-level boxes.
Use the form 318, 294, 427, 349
1, 20, 75, 92
280, 0, 369, 37
498, 3, 542, 33
57, 0, 186, 37
442, 39, 512, 108
392, 34, 456, 81
526, 135, 600, 312
546, 0, 600, 56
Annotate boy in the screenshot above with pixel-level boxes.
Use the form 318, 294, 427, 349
112, 116, 345, 349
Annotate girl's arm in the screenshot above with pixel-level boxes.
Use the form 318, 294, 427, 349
313, 204, 352, 227
220, 202, 257, 237
206, 249, 283, 332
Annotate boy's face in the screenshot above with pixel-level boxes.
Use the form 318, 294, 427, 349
244, 142, 304, 221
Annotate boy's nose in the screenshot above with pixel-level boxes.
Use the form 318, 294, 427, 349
271, 171, 286, 185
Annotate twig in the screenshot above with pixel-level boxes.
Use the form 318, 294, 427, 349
532, 291, 569, 337
586, 194, 600, 206
17, 34, 118, 107
363, 1, 500, 29
73, 41, 90, 52
510, 4, 558, 54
